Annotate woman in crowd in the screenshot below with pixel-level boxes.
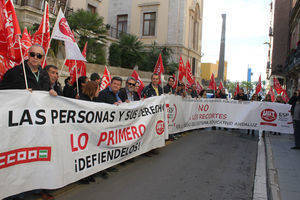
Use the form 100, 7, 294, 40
80, 81, 99, 102
199, 89, 207, 98
74, 76, 88, 99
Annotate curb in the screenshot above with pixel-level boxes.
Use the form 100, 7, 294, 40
253, 131, 268, 200
265, 134, 281, 200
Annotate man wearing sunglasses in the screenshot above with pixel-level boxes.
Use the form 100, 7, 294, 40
0, 44, 48, 91
119, 77, 140, 102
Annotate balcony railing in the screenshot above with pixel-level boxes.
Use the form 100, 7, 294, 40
284, 43, 300, 73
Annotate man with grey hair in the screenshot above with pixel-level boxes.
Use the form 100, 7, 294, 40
0, 44, 49, 91
119, 76, 140, 102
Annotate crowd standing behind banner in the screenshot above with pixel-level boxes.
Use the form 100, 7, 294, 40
0, 43, 299, 200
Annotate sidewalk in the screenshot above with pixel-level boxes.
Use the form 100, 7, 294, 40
266, 134, 300, 200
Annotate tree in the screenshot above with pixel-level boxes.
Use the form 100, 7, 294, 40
67, 9, 107, 64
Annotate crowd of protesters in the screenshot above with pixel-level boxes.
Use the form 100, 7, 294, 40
0, 44, 299, 200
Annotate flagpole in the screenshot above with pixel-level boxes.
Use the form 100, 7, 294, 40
75, 63, 79, 95
41, 38, 52, 68
59, 58, 67, 76
18, 36, 29, 90
64, 0, 69, 14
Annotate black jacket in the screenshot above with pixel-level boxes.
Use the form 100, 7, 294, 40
118, 88, 140, 102
163, 84, 175, 94
234, 94, 248, 101
141, 83, 163, 98
190, 90, 199, 98
52, 82, 63, 96
96, 87, 120, 104
63, 84, 76, 98
0, 60, 49, 90
79, 93, 97, 102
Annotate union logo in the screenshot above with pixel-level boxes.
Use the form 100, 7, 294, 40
261, 109, 277, 122
156, 120, 165, 135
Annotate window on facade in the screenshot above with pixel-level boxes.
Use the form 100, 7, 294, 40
192, 58, 196, 75
143, 12, 156, 36
117, 15, 128, 37
87, 4, 96, 14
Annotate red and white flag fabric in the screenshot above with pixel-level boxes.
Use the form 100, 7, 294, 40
31, 1, 50, 52
52, 8, 86, 61
65, 42, 87, 84
196, 81, 203, 94
153, 53, 164, 84
282, 89, 289, 103
267, 86, 275, 102
273, 77, 283, 94
178, 56, 186, 82
0, 0, 22, 79
255, 75, 262, 94
186, 60, 195, 86
21, 27, 32, 59
1, 0, 21, 62
131, 70, 144, 97
100, 66, 111, 91
218, 81, 224, 91
234, 82, 240, 97
208, 73, 217, 91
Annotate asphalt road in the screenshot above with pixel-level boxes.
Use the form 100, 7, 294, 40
56, 129, 258, 200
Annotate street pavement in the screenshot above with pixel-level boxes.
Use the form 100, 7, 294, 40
266, 134, 300, 200
53, 129, 258, 200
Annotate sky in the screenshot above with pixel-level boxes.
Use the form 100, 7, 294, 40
201, 0, 271, 82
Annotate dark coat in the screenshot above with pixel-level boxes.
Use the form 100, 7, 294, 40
163, 84, 175, 94
234, 94, 248, 101
190, 90, 199, 98
79, 93, 96, 102
52, 82, 63, 96
63, 84, 76, 98
118, 88, 140, 102
141, 83, 163, 98
96, 87, 120, 104
0, 60, 49, 91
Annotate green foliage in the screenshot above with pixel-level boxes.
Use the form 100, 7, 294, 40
139, 42, 174, 74
108, 43, 121, 66
67, 9, 107, 64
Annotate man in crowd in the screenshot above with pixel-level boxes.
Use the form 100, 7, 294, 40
119, 77, 140, 102
163, 76, 175, 94
0, 44, 48, 91
142, 73, 163, 98
190, 84, 199, 98
96, 76, 123, 105
234, 88, 248, 101
90, 72, 101, 86
63, 77, 76, 98
44, 65, 63, 96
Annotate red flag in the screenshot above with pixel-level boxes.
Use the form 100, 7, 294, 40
153, 53, 164, 84
234, 82, 240, 96
186, 60, 195, 86
21, 27, 32, 60
32, 2, 50, 52
196, 81, 203, 94
65, 42, 87, 84
100, 66, 111, 91
273, 77, 283, 94
255, 75, 262, 94
178, 56, 185, 81
218, 81, 224, 90
267, 86, 275, 102
1, 0, 21, 62
282, 89, 289, 103
131, 70, 145, 97
208, 73, 217, 91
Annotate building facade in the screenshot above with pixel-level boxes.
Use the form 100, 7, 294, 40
268, 0, 300, 94
13, 0, 204, 81
201, 61, 227, 82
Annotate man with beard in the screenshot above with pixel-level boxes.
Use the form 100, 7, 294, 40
119, 77, 140, 102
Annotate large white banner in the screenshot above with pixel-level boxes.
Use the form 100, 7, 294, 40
165, 95, 293, 135
0, 90, 166, 199
0, 91, 294, 199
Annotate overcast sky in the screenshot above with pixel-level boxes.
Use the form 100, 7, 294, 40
201, 0, 270, 82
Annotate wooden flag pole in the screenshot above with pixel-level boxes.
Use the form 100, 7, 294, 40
18, 36, 29, 90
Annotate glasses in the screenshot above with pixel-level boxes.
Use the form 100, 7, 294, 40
29, 52, 43, 59
127, 82, 136, 86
